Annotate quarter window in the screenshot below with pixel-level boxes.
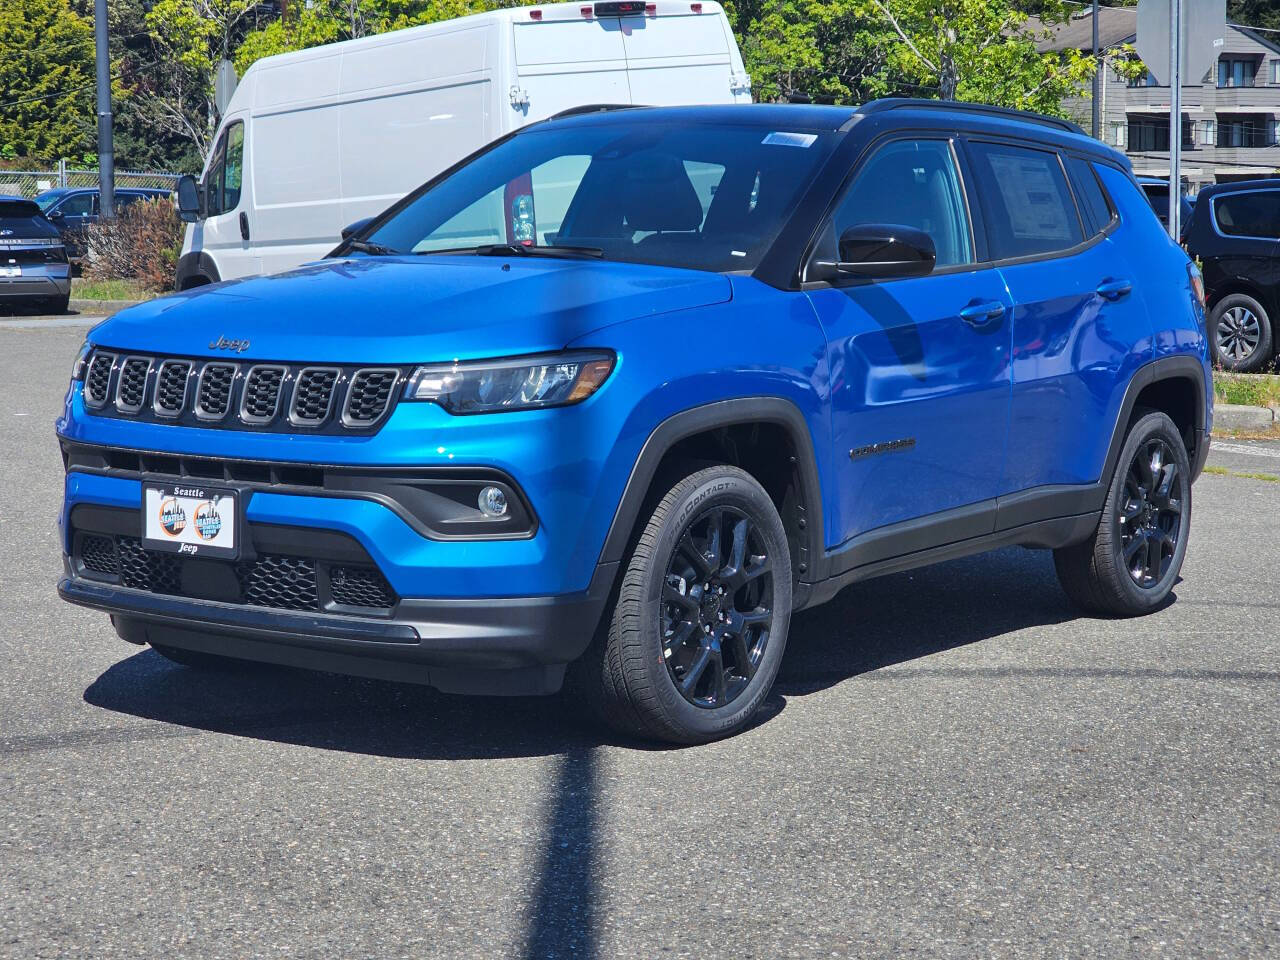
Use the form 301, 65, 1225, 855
1066, 157, 1114, 236
968, 141, 1083, 260
1213, 191, 1280, 239
828, 139, 973, 268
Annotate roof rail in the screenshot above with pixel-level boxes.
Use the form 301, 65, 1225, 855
856, 98, 1087, 135
547, 103, 638, 121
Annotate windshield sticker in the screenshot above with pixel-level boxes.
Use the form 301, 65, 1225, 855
762, 132, 817, 148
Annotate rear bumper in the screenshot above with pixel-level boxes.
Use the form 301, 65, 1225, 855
59, 562, 614, 695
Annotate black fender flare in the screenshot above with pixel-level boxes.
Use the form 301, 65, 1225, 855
1101, 354, 1210, 485
597, 397, 827, 582
174, 250, 220, 291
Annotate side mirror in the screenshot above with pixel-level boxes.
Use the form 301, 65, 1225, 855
47, 209, 64, 222
834, 224, 936, 279
341, 217, 374, 240
176, 174, 201, 223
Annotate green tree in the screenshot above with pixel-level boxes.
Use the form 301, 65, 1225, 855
1229, 0, 1280, 31
0, 0, 95, 160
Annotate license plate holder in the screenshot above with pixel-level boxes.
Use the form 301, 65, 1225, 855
0, 265, 20, 278
142, 482, 240, 560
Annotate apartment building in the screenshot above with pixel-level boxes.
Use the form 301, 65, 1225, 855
1037, 6, 1280, 193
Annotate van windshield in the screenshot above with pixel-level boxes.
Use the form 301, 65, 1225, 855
364, 120, 835, 273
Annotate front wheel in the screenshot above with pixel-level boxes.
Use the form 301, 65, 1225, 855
574, 465, 793, 744
1054, 410, 1192, 616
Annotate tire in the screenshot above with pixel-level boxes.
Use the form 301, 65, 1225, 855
1210, 293, 1273, 372
1054, 410, 1192, 617
150, 643, 252, 671
572, 465, 793, 745
46, 293, 71, 315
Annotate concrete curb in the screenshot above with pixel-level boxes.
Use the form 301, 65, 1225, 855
1215, 403, 1278, 431
68, 298, 141, 315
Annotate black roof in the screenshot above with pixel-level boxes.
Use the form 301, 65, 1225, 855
1196, 177, 1280, 198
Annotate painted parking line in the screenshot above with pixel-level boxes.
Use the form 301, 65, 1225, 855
1212, 442, 1280, 460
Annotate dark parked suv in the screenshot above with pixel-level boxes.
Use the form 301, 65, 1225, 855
58, 101, 1212, 743
0, 195, 71, 312
34, 187, 172, 261
1185, 178, 1280, 371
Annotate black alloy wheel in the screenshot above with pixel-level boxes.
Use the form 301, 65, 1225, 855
1118, 437, 1183, 589
660, 505, 773, 709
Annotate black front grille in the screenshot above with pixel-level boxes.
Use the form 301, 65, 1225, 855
344, 369, 398, 426
71, 525, 398, 615
196, 363, 236, 419
330, 565, 397, 608
115, 358, 150, 412
81, 350, 405, 434
85, 353, 114, 407
237, 555, 319, 611
241, 365, 285, 423
291, 368, 339, 425
154, 361, 191, 415
80, 534, 119, 575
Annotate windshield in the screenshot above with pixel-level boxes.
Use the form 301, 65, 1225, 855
365, 121, 836, 273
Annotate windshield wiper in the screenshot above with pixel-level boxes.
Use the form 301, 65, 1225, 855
474, 243, 603, 259
345, 239, 401, 257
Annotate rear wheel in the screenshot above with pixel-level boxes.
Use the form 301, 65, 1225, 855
573, 465, 792, 744
1054, 410, 1192, 616
46, 293, 70, 315
1210, 293, 1273, 372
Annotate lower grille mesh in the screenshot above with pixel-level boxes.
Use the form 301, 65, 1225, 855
74, 534, 396, 613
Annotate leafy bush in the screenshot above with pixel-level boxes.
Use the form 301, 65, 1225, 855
84, 198, 183, 293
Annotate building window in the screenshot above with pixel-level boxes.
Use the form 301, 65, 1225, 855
1111, 121, 1126, 147
1217, 115, 1274, 148
1273, 60, 1280, 85
1203, 119, 1216, 145
1127, 71, 1155, 88
1127, 115, 1194, 152
1218, 57, 1258, 88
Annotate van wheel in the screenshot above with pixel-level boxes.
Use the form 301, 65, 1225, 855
573, 465, 792, 745
1210, 293, 1273, 372
1054, 410, 1192, 617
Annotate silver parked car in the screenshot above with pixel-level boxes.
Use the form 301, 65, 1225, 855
0, 196, 71, 313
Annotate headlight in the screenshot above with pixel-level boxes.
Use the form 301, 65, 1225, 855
405, 351, 614, 414
71, 342, 92, 381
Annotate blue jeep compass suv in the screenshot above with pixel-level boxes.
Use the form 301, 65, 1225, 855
57, 100, 1212, 744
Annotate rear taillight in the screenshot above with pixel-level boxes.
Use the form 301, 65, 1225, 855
1188, 262, 1205, 311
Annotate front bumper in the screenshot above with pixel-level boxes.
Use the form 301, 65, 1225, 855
59, 562, 614, 695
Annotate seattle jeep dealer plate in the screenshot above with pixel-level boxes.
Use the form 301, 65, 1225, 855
142, 483, 239, 559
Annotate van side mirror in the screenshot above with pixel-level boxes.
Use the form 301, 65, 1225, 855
835, 224, 936, 279
176, 175, 201, 223
341, 217, 374, 240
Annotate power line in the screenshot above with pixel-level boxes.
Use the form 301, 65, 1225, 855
0, 57, 165, 111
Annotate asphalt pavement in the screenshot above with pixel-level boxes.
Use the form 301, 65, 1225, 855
1, 320, 1277, 959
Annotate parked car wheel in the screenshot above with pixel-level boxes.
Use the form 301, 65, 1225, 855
1210, 293, 1273, 372
46, 293, 70, 315
573, 465, 792, 745
1054, 410, 1192, 617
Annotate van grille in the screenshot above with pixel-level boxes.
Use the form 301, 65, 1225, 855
80, 350, 406, 434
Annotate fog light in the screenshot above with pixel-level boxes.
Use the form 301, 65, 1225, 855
478, 486, 508, 518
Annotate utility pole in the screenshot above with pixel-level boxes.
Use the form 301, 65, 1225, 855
93, 0, 115, 219
1092, 0, 1101, 138
1169, 0, 1181, 240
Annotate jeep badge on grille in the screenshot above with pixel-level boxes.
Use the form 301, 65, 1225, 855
209, 335, 251, 353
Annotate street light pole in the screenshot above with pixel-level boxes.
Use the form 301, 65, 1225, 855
93, 0, 114, 219
1092, 0, 1101, 138
1168, 0, 1181, 240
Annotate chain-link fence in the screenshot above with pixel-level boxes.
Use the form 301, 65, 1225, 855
0, 162, 180, 199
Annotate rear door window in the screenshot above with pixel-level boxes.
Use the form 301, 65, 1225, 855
1213, 191, 1280, 239
968, 141, 1083, 259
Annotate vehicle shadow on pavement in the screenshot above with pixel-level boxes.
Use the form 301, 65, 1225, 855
774, 546, 1103, 697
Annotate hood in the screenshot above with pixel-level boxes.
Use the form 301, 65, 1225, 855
91, 256, 732, 363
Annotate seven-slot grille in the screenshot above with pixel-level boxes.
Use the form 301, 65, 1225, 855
80, 351, 403, 432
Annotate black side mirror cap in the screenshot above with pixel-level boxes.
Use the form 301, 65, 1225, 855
341, 217, 375, 240
175, 174, 201, 223
831, 223, 937, 279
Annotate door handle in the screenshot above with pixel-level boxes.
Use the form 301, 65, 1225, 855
1096, 278, 1132, 301
239, 211, 250, 243
959, 300, 1006, 329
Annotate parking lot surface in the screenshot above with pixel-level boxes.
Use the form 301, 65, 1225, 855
1, 321, 1277, 958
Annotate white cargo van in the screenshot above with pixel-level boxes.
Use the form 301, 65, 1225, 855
174, 0, 751, 287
